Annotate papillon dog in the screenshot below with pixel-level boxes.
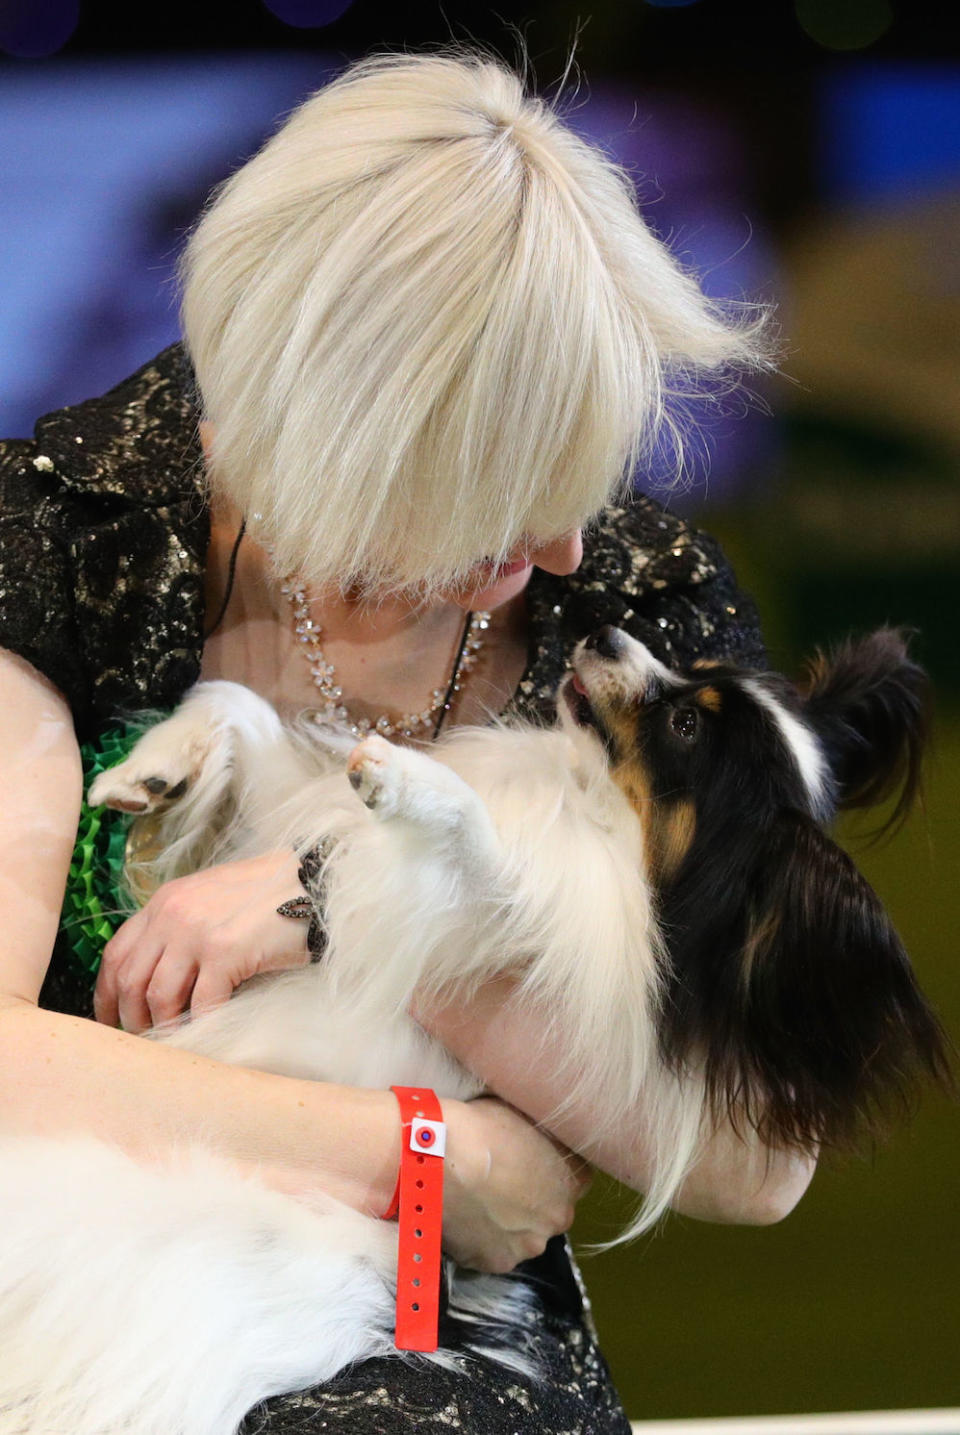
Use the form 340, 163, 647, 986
0, 627, 948, 1435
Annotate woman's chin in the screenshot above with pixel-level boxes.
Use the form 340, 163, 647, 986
446, 563, 534, 612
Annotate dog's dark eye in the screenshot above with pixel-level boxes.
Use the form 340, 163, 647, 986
670, 707, 700, 742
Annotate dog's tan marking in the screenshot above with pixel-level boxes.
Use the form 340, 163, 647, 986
610, 754, 652, 813
739, 908, 781, 987
691, 658, 721, 671
651, 797, 697, 883
694, 686, 723, 713
800, 651, 831, 696
584, 696, 699, 883
610, 744, 696, 885
609, 756, 654, 867
596, 705, 640, 754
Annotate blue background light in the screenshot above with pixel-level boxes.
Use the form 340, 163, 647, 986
819, 64, 960, 203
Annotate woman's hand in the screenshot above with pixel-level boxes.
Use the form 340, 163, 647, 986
440, 1096, 592, 1273
94, 851, 311, 1032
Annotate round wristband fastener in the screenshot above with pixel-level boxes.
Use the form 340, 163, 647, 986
385, 1086, 446, 1352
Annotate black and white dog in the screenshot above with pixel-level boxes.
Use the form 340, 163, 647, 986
0, 627, 947, 1435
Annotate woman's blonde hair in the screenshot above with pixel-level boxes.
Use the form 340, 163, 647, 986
181, 51, 768, 597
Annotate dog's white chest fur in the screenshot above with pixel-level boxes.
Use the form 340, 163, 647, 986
89, 681, 660, 1090
146, 691, 660, 1113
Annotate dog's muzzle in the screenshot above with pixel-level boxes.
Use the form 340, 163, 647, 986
583, 625, 626, 661
573, 628, 675, 709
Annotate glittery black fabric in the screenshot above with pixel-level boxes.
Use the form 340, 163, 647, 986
239, 1301, 627, 1435
514, 503, 765, 727
0, 345, 765, 1434
0, 346, 208, 738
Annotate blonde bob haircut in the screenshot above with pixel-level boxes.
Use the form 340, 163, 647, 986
182, 51, 768, 597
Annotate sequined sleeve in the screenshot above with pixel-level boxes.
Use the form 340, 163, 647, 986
0, 437, 90, 716
0, 347, 209, 739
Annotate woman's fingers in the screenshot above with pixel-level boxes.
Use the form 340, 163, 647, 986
115, 943, 171, 1034
440, 1097, 594, 1273
91, 852, 309, 1030
190, 963, 239, 1020
94, 914, 149, 1028
97, 908, 205, 1032
145, 951, 200, 1028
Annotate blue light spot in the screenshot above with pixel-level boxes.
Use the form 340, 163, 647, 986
261, 0, 355, 27
820, 65, 960, 204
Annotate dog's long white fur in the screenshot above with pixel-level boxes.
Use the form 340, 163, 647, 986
0, 678, 703, 1435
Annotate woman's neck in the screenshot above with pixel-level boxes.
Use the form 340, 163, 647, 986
201, 497, 530, 730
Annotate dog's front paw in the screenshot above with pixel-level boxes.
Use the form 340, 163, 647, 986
87, 723, 215, 813
88, 763, 192, 815
346, 735, 403, 815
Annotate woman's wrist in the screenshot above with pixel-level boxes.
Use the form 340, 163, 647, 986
256, 1082, 405, 1217
267, 1086, 493, 1235
337, 1085, 406, 1217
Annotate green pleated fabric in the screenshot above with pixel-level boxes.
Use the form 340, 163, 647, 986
61, 725, 142, 976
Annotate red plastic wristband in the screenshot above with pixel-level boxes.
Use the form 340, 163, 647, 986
386, 1086, 446, 1352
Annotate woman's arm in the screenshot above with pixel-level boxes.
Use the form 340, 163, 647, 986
417, 976, 816, 1226
0, 650, 587, 1270
3, 999, 589, 1265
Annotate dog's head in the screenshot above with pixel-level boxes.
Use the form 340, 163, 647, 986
560, 625, 951, 1151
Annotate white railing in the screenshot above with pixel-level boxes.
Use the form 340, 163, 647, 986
631, 1411, 960, 1435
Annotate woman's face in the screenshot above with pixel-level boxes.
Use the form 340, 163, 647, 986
443, 530, 583, 612
201, 422, 583, 613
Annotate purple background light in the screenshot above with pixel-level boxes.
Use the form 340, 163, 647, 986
0, 0, 79, 59
260, 0, 356, 29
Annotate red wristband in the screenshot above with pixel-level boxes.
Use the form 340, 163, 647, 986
385, 1086, 446, 1352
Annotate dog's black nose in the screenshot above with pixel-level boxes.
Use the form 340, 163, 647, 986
584, 626, 623, 660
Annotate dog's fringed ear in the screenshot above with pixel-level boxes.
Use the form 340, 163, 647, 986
721, 812, 953, 1152
800, 628, 929, 836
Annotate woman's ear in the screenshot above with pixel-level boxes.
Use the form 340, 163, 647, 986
800, 628, 929, 834
721, 811, 952, 1152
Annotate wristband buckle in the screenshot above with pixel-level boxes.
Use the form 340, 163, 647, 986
409, 1118, 446, 1158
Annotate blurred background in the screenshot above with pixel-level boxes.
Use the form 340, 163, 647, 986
2, 0, 957, 1421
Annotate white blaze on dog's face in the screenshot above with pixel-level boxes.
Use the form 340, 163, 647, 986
559, 626, 834, 885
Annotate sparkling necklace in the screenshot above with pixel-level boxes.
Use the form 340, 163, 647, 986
280, 577, 490, 740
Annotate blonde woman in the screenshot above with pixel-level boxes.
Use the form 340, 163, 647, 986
0, 53, 814, 1434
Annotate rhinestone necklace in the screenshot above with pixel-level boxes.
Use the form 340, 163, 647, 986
279, 577, 491, 740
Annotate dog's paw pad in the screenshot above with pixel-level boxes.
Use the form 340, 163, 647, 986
88, 769, 191, 814
346, 736, 398, 811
